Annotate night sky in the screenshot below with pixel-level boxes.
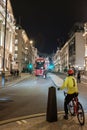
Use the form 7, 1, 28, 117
10, 0, 87, 55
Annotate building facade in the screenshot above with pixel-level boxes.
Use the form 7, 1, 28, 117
53, 49, 61, 72
0, 0, 15, 74
0, 0, 38, 75
14, 25, 38, 72
83, 22, 87, 75
54, 23, 85, 73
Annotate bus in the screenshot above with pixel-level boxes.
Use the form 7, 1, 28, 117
34, 57, 46, 77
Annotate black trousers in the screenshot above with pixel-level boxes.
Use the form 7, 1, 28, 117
64, 93, 78, 115
77, 77, 81, 83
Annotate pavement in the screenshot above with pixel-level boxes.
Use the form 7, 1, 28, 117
0, 112, 87, 130
0, 73, 33, 88
0, 72, 87, 130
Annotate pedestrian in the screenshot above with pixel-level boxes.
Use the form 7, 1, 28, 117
72, 67, 76, 76
77, 70, 81, 83
57, 69, 78, 120
17, 69, 19, 76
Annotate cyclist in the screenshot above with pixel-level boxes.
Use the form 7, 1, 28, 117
58, 69, 78, 120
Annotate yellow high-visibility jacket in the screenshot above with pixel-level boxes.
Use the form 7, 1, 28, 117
60, 76, 78, 94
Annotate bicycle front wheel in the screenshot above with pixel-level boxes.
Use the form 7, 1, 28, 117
77, 102, 85, 125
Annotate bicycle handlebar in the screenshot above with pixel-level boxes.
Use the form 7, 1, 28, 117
57, 87, 60, 90
64, 91, 67, 97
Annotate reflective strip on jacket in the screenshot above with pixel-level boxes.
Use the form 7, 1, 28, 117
60, 76, 78, 94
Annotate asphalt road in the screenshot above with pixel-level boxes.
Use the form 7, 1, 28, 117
0, 73, 87, 121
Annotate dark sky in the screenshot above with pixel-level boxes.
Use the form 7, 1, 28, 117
10, 0, 87, 54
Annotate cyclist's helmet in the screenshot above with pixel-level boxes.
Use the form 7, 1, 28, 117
68, 69, 74, 75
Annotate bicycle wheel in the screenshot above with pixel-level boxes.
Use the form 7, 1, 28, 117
77, 102, 85, 125
68, 100, 75, 115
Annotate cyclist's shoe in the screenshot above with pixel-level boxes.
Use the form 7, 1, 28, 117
63, 114, 68, 120
71, 113, 76, 116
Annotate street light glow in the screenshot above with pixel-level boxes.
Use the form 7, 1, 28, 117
30, 40, 33, 44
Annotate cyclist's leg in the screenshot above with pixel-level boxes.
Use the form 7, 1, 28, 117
64, 94, 74, 119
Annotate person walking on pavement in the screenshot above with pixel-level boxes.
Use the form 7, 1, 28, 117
57, 69, 79, 120
77, 70, 81, 83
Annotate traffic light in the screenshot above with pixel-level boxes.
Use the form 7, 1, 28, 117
48, 64, 54, 70
27, 63, 33, 70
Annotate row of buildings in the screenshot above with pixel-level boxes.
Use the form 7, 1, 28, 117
53, 22, 87, 75
0, 0, 38, 75
1, 0, 87, 76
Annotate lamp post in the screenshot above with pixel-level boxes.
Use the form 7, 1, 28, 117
2, 0, 7, 87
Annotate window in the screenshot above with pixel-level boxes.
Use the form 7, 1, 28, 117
15, 46, 18, 51
14, 54, 18, 59
15, 39, 18, 44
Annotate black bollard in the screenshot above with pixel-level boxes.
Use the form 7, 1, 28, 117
46, 86, 57, 122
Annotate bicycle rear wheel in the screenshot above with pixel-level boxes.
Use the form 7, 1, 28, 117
77, 102, 85, 125
68, 100, 75, 115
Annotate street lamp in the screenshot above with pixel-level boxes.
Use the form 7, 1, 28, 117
30, 40, 33, 45
2, 0, 7, 87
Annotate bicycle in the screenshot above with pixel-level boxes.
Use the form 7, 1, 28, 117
64, 91, 85, 125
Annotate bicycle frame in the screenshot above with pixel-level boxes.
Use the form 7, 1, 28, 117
64, 91, 85, 125
64, 91, 78, 114
72, 96, 78, 115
